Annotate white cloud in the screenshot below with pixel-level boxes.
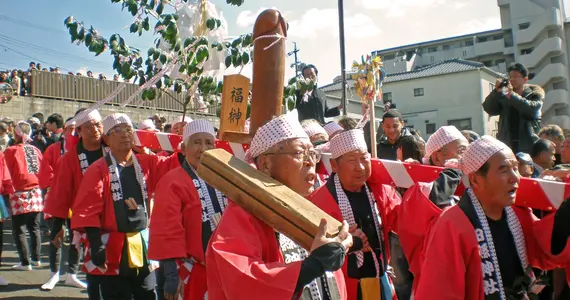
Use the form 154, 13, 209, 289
355, 0, 446, 12
287, 9, 381, 39
457, 16, 502, 35
236, 7, 280, 28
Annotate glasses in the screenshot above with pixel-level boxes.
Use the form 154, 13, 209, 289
264, 149, 322, 163
109, 126, 134, 135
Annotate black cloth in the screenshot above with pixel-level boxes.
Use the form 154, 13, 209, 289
155, 263, 167, 300
12, 211, 41, 265
81, 141, 104, 166
48, 218, 79, 274
0, 221, 3, 266
85, 227, 105, 268
295, 88, 340, 124
182, 160, 224, 253
482, 84, 543, 153
111, 163, 147, 233
98, 262, 156, 300
160, 258, 180, 296
428, 168, 462, 209
390, 232, 413, 300
376, 127, 413, 161
294, 242, 345, 297
86, 274, 102, 300
487, 213, 525, 291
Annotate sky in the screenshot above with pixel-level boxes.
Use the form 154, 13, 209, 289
1, 0, 569, 85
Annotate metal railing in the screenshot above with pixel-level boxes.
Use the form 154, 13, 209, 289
29, 70, 218, 115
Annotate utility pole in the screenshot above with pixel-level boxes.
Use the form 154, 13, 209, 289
288, 42, 301, 76
337, 0, 348, 116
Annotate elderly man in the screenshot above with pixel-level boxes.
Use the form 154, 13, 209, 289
397, 126, 468, 296
310, 129, 401, 300
207, 112, 352, 300
149, 120, 226, 300
539, 124, 565, 165
71, 113, 173, 299
415, 136, 570, 300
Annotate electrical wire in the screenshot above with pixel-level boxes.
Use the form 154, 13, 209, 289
0, 44, 74, 72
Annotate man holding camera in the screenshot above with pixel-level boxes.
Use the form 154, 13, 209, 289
483, 63, 543, 153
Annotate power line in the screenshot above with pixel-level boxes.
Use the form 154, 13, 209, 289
0, 44, 74, 72
0, 14, 65, 34
0, 34, 110, 68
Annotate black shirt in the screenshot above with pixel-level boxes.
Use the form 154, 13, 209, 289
115, 164, 147, 233
345, 187, 384, 278
488, 213, 524, 291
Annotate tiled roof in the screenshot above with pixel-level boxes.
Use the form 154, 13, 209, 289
321, 58, 504, 92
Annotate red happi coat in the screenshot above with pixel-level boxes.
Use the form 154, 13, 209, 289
38, 140, 65, 190
206, 201, 348, 300
71, 153, 172, 276
415, 204, 570, 300
309, 180, 401, 300
148, 166, 209, 300
4, 143, 42, 192
0, 151, 14, 196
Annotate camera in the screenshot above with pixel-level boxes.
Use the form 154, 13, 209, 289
499, 78, 510, 88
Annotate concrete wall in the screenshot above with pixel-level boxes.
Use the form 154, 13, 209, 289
0, 96, 220, 126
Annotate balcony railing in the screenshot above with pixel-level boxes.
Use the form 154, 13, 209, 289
29, 70, 218, 115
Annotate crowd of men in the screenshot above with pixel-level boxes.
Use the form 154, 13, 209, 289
0, 60, 568, 300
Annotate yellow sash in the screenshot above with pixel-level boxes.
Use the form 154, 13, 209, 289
126, 232, 144, 268
360, 278, 381, 300
68, 209, 72, 219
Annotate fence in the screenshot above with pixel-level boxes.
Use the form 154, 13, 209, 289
29, 70, 218, 115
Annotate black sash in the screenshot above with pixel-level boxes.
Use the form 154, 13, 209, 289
182, 160, 223, 254
59, 139, 65, 156
325, 175, 387, 279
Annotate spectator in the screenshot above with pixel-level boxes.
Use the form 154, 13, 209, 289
113, 74, 120, 81
337, 116, 358, 130
516, 152, 535, 178
0, 72, 8, 84
98, 74, 106, 80
75, 72, 82, 76
28, 62, 36, 71
0, 122, 11, 152
377, 109, 413, 160
45, 113, 64, 144
295, 64, 341, 124
397, 135, 425, 162
10, 70, 20, 95
32, 113, 44, 124
36, 63, 42, 70
461, 130, 480, 143
539, 124, 565, 165
482, 63, 543, 153
163, 123, 172, 133
530, 138, 556, 175
54, 67, 60, 74
86, 71, 93, 78
1, 117, 15, 137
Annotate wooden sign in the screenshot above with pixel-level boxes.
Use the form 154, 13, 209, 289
219, 74, 250, 141
197, 149, 342, 250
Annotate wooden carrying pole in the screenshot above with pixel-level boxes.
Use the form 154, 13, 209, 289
197, 149, 342, 250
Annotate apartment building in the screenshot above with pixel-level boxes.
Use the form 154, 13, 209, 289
372, 0, 570, 128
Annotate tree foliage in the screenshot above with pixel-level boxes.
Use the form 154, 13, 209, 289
65, 0, 302, 118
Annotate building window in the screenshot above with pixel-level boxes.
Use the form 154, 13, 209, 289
493, 35, 503, 40
518, 22, 531, 30
442, 45, 451, 50
430, 56, 435, 62
382, 92, 392, 103
477, 37, 488, 43
384, 54, 396, 60
426, 123, 436, 135
482, 60, 493, 67
414, 88, 424, 97
427, 47, 438, 53
462, 50, 467, 57
553, 81, 566, 90
496, 58, 506, 64
465, 40, 474, 46
448, 118, 472, 130
521, 47, 534, 55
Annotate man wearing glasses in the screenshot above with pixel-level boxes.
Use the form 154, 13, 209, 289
483, 63, 544, 153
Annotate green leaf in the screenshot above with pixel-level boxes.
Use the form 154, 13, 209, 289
216, 82, 223, 94
206, 19, 215, 30
288, 77, 298, 86
121, 62, 131, 75
129, 2, 138, 16
77, 27, 85, 40
85, 33, 93, 46
147, 47, 155, 57
141, 89, 148, 101
156, 3, 164, 15
149, 0, 156, 9
216, 19, 222, 28
148, 88, 156, 100
196, 47, 209, 63
217, 44, 223, 51
241, 52, 249, 65
231, 37, 242, 48
129, 23, 138, 33
225, 56, 232, 68
153, 49, 160, 61
156, 79, 162, 89
242, 34, 252, 47
232, 54, 242, 67
64, 16, 74, 25
143, 17, 150, 31
139, 75, 146, 86
159, 54, 167, 65
164, 76, 172, 86
175, 84, 182, 93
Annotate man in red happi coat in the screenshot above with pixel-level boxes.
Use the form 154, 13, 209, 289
4, 121, 43, 271
149, 119, 225, 300
38, 117, 77, 192
397, 125, 468, 297
72, 113, 177, 299
0, 149, 14, 285
207, 112, 352, 300
415, 135, 570, 299
41, 109, 103, 292
310, 129, 400, 300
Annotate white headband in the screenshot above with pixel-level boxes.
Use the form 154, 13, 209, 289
329, 129, 368, 159
102, 113, 133, 135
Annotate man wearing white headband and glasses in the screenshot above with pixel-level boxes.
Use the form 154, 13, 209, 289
416, 136, 570, 300
310, 129, 400, 300
207, 112, 352, 300
149, 119, 227, 300
41, 108, 104, 292
302, 119, 331, 188
71, 113, 175, 300
4, 121, 43, 272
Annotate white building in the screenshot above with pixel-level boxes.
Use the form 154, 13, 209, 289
321, 59, 502, 140
372, 0, 570, 129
